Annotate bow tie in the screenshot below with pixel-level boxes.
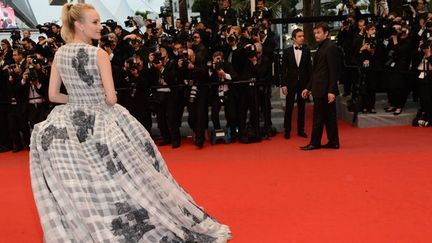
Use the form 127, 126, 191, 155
295, 46, 302, 50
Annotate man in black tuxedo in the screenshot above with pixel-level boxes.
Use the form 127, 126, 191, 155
301, 23, 341, 150
281, 28, 311, 139
218, 0, 237, 26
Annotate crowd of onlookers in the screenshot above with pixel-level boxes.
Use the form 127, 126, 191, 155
1, 0, 431, 153
337, 0, 432, 126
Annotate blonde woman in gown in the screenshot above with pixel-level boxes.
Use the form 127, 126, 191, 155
29, 3, 231, 242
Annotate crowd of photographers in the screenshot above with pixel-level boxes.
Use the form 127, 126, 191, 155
0, 0, 278, 152
2, 0, 432, 153
337, 0, 432, 127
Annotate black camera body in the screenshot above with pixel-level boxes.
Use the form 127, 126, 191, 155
244, 44, 257, 58
126, 57, 139, 70
152, 51, 163, 64
27, 67, 39, 82
124, 16, 136, 28
227, 33, 238, 43
159, 6, 172, 18
180, 50, 189, 68
10, 29, 21, 41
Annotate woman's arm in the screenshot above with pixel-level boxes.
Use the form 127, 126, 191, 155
48, 58, 68, 103
97, 49, 117, 106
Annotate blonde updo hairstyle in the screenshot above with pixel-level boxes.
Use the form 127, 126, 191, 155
60, 3, 95, 43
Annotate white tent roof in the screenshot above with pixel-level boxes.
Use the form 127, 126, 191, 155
114, 0, 135, 24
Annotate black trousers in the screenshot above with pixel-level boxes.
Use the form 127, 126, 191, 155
361, 70, 377, 110
27, 103, 49, 129
0, 107, 11, 149
187, 88, 209, 143
310, 97, 339, 146
418, 78, 432, 118
156, 91, 181, 143
7, 104, 30, 149
258, 84, 272, 128
284, 87, 306, 134
128, 95, 152, 133
238, 85, 259, 139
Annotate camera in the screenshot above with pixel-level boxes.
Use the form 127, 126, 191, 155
128, 38, 140, 46
152, 51, 163, 64
36, 23, 53, 36
244, 44, 257, 58
27, 66, 39, 82
126, 57, 139, 70
159, 6, 172, 18
180, 50, 189, 68
214, 59, 224, 71
10, 30, 21, 42
191, 16, 200, 27
100, 35, 114, 49
227, 33, 238, 43
124, 16, 136, 28
146, 21, 158, 35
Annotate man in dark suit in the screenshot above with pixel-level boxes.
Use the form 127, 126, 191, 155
218, 0, 237, 26
301, 22, 341, 150
281, 28, 311, 139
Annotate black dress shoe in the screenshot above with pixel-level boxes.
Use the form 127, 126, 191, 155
300, 144, 321, 150
322, 143, 340, 149
297, 131, 308, 138
12, 147, 23, 153
195, 139, 204, 148
284, 132, 290, 139
0, 146, 11, 153
157, 140, 170, 146
171, 140, 181, 149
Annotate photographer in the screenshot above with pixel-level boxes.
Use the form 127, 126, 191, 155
385, 24, 415, 115
5, 48, 30, 152
374, 0, 389, 18
208, 51, 238, 133
174, 19, 190, 44
21, 37, 37, 55
337, 16, 356, 96
354, 23, 383, 113
252, 0, 273, 23
22, 65, 49, 129
337, 0, 362, 20
149, 48, 182, 148
177, 48, 209, 148
218, 0, 237, 26
0, 39, 14, 153
191, 31, 209, 66
238, 43, 262, 143
412, 39, 432, 126
122, 55, 153, 132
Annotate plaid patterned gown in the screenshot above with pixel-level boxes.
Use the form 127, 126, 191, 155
30, 43, 231, 243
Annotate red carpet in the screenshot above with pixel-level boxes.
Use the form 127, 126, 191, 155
1, 121, 432, 243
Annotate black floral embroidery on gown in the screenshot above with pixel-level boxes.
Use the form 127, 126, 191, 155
111, 202, 155, 242
72, 48, 94, 86
41, 125, 69, 151
182, 227, 217, 243
113, 150, 127, 174
71, 110, 95, 143
182, 207, 202, 225
97, 143, 127, 175
142, 141, 161, 172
